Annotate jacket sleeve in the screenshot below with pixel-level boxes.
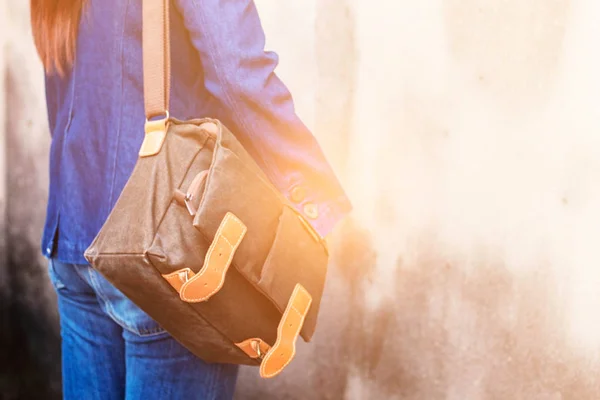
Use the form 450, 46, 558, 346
173, 0, 351, 236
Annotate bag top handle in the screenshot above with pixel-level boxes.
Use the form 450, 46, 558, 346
143, 0, 171, 120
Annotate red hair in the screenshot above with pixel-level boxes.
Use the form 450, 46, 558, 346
30, 0, 85, 76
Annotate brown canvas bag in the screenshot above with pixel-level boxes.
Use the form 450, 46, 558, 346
84, 0, 329, 378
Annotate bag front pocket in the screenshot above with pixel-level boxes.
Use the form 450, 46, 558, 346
257, 205, 328, 341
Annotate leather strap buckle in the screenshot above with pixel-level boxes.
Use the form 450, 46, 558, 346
235, 338, 271, 361
162, 268, 195, 292
139, 111, 170, 157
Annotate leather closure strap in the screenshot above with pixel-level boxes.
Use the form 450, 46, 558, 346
259, 284, 312, 378
143, 0, 170, 119
139, 116, 169, 157
179, 213, 247, 303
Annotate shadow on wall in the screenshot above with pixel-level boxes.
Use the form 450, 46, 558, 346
0, 59, 62, 400
0, 243, 61, 400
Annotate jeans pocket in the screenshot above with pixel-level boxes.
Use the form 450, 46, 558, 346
47, 259, 66, 290
87, 268, 166, 337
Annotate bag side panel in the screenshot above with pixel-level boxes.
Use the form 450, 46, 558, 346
146, 134, 214, 272
85, 122, 209, 260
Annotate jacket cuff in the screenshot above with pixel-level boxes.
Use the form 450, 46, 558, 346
284, 188, 353, 238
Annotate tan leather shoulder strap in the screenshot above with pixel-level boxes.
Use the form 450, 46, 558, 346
143, 0, 171, 119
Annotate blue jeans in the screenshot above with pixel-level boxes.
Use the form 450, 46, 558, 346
47, 259, 238, 399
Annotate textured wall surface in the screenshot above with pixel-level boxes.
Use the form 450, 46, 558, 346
3, 0, 600, 399
1, 1, 62, 399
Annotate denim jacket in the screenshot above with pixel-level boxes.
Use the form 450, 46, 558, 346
42, 0, 351, 264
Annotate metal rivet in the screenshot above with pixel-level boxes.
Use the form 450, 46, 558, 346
303, 203, 319, 220
290, 186, 306, 203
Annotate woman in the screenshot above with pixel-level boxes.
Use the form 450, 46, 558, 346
32, 0, 351, 398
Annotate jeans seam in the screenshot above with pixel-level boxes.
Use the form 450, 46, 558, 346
85, 267, 166, 337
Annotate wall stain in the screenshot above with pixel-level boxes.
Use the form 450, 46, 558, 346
328, 233, 600, 399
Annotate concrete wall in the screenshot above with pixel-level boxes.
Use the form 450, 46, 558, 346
1, 2, 62, 399
3, 0, 600, 399
0, 0, 8, 280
